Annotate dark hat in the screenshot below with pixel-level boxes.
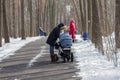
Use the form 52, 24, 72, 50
57, 23, 64, 28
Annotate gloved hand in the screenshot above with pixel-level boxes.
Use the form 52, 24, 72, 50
55, 42, 59, 49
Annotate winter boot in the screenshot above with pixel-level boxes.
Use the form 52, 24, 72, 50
54, 54, 59, 61
50, 54, 55, 62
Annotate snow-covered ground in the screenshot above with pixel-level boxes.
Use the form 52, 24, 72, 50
0, 35, 120, 80
73, 35, 120, 80
0, 36, 41, 62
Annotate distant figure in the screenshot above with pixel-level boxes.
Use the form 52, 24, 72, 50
39, 27, 46, 36
82, 32, 88, 40
69, 19, 77, 42
46, 23, 66, 62
39, 27, 44, 36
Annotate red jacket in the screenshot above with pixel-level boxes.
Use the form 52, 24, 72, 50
69, 20, 76, 40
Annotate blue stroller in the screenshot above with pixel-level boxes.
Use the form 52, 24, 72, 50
55, 33, 74, 62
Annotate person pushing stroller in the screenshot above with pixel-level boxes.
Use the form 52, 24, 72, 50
46, 23, 66, 62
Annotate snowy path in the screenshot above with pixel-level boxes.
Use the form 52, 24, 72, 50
0, 37, 80, 80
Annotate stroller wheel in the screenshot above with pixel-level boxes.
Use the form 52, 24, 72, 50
67, 56, 70, 62
63, 57, 66, 63
54, 54, 59, 61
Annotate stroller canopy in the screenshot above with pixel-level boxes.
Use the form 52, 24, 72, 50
59, 33, 72, 48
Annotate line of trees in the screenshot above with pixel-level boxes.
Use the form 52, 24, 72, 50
0, 0, 78, 47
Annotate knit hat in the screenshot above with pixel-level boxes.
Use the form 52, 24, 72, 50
57, 23, 67, 30
58, 23, 64, 28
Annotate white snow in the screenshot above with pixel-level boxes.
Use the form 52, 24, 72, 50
28, 46, 46, 67
72, 35, 120, 80
0, 35, 120, 80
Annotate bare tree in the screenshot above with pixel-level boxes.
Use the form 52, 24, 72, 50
72, 0, 81, 30
28, 0, 33, 37
87, 0, 92, 40
115, 0, 120, 48
79, 0, 87, 33
48, 0, 56, 32
3, 0, 10, 43
92, 0, 103, 51
42, 0, 47, 29
95, 0, 104, 54
12, 0, 17, 38
21, 0, 26, 39
36, 0, 40, 35
17, 0, 21, 37
0, 0, 2, 47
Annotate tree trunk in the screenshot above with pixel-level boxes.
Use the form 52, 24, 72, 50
29, 0, 33, 37
43, 0, 47, 30
3, 0, 10, 43
88, 0, 92, 40
21, 0, 26, 39
72, 0, 81, 32
115, 0, 120, 48
18, 0, 21, 37
92, 0, 99, 45
79, 0, 87, 33
13, 0, 17, 38
48, 0, 56, 32
96, 0, 104, 54
36, 0, 40, 35
72, 0, 80, 23
84, 0, 88, 33
0, 0, 2, 47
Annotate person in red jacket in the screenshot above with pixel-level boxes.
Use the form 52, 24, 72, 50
69, 19, 76, 42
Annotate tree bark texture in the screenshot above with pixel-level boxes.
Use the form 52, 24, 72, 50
21, 0, 26, 40
115, 0, 120, 48
3, 0, 10, 43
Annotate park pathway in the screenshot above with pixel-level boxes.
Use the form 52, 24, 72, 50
0, 37, 81, 80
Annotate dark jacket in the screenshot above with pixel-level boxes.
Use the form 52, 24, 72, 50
46, 27, 60, 46
46, 23, 65, 46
